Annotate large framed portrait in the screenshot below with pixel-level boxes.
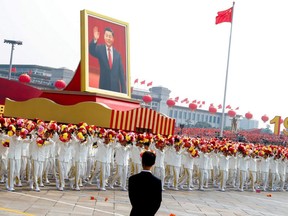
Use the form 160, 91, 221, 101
80, 10, 130, 99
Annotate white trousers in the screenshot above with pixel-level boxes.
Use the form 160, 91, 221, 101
111, 164, 128, 188
32, 160, 44, 188
179, 167, 193, 188
154, 166, 165, 188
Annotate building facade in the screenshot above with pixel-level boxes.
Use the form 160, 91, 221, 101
0, 64, 74, 90
132, 86, 259, 130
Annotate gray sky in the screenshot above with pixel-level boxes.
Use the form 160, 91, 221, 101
1, 0, 288, 130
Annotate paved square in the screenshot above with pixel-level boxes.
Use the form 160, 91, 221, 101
0, 183, 287, 216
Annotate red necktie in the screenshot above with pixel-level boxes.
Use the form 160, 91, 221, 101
108, 48, 112, 69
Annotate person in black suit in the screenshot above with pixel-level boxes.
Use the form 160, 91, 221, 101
89, 26, 127, 93
128, 151, 162, 216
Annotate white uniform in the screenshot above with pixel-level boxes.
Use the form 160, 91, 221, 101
166, 147, 182, 190
198, 151, 210, 190
56, 137, 75, 191
0, 134, 9, 182
111, 143, 131, 190
130, 145, 143, 175
270, 158, 280, 191
151, 144, 165, 190
5, 135, 30, 191
260, 157, 271, 191
71, 137, 92, 190
92, 139, 113, 190
228, 155, 237, 187
179, 150, 194, 190
30, 137, 54, 191
238, 155, 250, 191
248, 157, 258, 191
218, 153, 230, 191
278, 158, 287, 191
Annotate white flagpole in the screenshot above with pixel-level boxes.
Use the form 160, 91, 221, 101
220, 2, 235, 138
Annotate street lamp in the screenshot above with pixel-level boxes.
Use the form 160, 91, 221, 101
4, 39, 23, 80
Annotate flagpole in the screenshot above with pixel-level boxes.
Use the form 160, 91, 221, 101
220, 2, 235, 138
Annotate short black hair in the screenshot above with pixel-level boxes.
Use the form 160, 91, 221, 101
142, 151, 156, 167
104, 27, 114, 36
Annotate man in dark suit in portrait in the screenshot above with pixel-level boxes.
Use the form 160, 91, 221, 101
128, 151, 162, 216
89, 26, 127, 93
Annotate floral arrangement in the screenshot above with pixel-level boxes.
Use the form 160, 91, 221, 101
7, 124, 16, 136
36, 136, 48, 147
188, 146, 199, 157
59, 132, 71, 143
2, 139, 9, 147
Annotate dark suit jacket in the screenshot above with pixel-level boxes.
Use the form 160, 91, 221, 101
128, 171, 162, 216
89, 41, 127, 93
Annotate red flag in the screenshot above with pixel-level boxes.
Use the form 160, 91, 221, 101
215, 7, 233, 25
192, 100, 197, 103
11, 67, 17, 73
218, 104, 222, 109
140, 80, 145, 85
28, 70, 32, 75
134, 78, 138, 84
181, 98, 188, 103
226, 105, 231, 109
202, 101, 205, 105
174, 97, 179, 102
235, 107, 239, 110
147, 81, 153, 86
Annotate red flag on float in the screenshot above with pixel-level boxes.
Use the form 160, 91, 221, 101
215, 6, 233, 25
140, 80, 145, 85
226, 105, 231, 109
134, 78, 138, 84
11, 67, 17, 72
147, 81, 153, 86
174, 97, 179, 102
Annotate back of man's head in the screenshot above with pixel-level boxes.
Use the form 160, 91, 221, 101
142, 151, 156, 167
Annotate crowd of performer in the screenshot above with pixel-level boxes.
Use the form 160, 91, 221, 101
0, 116, 288, 193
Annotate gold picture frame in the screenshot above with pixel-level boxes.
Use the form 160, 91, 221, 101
80, 9, 131, 99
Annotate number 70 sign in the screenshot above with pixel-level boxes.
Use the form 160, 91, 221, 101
270, 116, 287, 135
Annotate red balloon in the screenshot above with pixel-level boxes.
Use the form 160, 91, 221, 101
54, 80, 66, 89
18, 73, 31, 83
228, 110, 236, 118
245, 112, 253, 120
261, 115, 269, 123
142, 94, 152, 103
166, 99, 175, 107
188, 103, 197, 111
209, 105, 217, 114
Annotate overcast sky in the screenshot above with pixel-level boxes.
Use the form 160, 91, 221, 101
1, 0, 288, 130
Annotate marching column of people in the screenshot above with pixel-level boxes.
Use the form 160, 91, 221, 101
0, 116, 288, 193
